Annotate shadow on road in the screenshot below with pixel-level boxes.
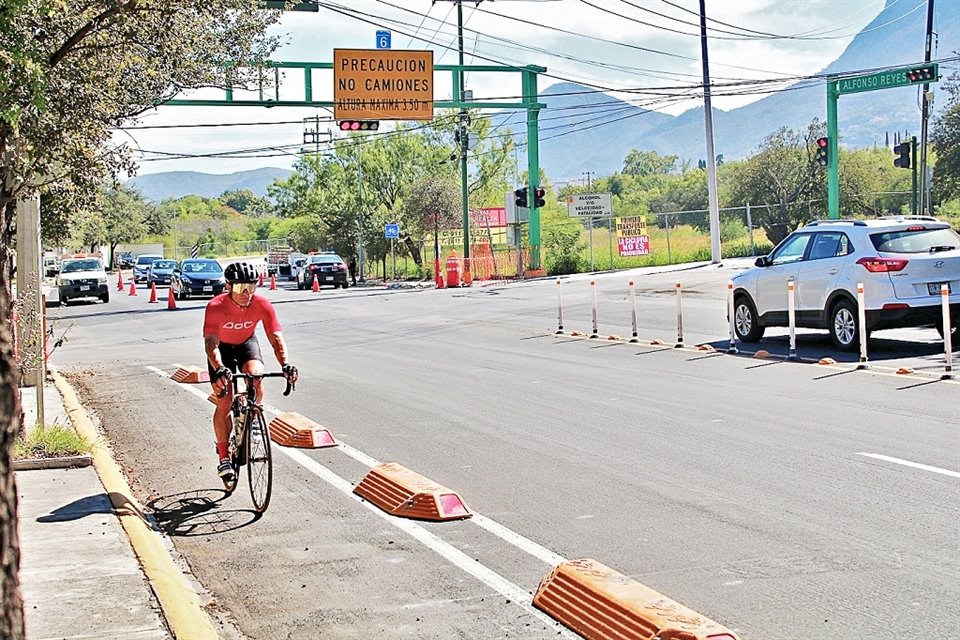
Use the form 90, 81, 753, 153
147, 489, 261, 537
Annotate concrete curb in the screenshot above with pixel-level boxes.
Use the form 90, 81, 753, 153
13, 454, 93, 471
50, 367, 218, 640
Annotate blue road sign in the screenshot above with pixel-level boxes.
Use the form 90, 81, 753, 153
376, 30, 391, 49
384, 223, 400, 239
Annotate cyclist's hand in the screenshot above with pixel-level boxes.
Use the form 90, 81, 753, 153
282, 363, 299, 384
212, 366, 232, 396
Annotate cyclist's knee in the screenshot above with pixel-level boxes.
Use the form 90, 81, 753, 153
242, 359, 264, 374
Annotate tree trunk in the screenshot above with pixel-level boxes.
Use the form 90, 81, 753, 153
0, 233, 25, 639
402, 236, 422, 268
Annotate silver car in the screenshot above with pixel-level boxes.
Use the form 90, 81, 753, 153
731, 216, 959, 351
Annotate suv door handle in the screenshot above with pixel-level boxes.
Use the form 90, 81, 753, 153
828, 269, 839, 275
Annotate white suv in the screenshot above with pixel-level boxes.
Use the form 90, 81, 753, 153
731, 216, 959, 351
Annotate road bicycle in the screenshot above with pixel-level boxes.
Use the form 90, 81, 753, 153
221, 372, 294, 513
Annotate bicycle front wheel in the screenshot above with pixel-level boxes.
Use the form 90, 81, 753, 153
246, 407, 273, 513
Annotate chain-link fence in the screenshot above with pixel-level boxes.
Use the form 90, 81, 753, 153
541, 192, 924, 274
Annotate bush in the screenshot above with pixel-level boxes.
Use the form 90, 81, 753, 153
15, 423, 93, 459
720, 217, 748, 242
723, 240, 774, 259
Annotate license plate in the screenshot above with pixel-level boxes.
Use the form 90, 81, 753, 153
928, 282, 952, 295
79, 285, 90, 291
203, 286, 212, 292
324, 276, 332, 281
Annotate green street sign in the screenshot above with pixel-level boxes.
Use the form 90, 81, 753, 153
837, 63, 938, 95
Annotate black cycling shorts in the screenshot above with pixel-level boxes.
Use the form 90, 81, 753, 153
208, 334, 263, 379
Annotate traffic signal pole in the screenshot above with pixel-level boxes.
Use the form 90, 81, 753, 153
827, 80, 840, 219
524, 69, 542, 271
827, 63, 938, 221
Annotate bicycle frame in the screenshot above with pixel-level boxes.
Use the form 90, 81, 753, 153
221, 371, 293, 513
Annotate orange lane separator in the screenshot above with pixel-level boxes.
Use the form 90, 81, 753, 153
533, 558, 740, 640
267, 412, 336, 448
353, 462, 471, 521
171, 366, 210, 384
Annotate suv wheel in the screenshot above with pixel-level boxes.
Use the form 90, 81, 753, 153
733, 295, 764, 342
830, 299, 861, 352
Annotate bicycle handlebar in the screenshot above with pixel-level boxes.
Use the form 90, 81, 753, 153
221, 371, 295, 397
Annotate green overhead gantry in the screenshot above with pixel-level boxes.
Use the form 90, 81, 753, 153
164, 61, 548, 272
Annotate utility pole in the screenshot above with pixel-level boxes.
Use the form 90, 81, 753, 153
582, 171, 593, 190
698, 0, 722, 264
357, 156, 365, 283
456, 0, 472, 282
918, 0, 935, 215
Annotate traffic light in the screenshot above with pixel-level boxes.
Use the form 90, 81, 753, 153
893, 140, 911, 169
907, 65, 936, 83
815, 137, 829, 166
533, 187, 546, 208
338, 120, 379, 132
514, 187, 528, 208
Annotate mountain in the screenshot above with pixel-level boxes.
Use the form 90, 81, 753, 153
125, 167, 292, 201
533, 0, 959, 181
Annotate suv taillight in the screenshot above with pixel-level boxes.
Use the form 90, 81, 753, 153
856, 257, 909, 273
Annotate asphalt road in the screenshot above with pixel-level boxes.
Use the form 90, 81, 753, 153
48, 262, 959, 639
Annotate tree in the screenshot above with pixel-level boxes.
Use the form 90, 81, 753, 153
931, 71, 960, 204
219, 189, 273, 217
0, 4, 282, 637
726, 120, 827, 244
96, 185, 152, 268
622, 149, 678, 177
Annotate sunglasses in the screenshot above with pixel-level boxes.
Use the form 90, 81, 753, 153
230, 283, 258, 295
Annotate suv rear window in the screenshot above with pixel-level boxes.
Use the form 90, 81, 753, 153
870, 227, 960, 253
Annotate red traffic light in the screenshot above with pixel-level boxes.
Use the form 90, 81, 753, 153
338, 120, 379, 132
907, 66, 935, 83
815, 137, 829, 166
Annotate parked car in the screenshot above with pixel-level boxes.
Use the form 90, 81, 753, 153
730, 216, 960, 351
132, 254, 163, 283
57, 257, 109, 305
146, 259, 178, 287
171, 259, 226, 299
296, 253, 349, 290
43, 256, 59, 277
117, 251, 135, 269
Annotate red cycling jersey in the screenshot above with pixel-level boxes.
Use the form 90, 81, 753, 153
202, 293, 282, 345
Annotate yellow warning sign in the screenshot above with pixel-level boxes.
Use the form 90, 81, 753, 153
334, 49, 434, 121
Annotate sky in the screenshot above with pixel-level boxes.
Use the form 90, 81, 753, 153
120, 0, 906, 176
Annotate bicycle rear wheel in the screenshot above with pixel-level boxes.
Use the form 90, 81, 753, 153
246, 407, 273, 513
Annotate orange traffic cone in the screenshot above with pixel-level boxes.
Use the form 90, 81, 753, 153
167, 291, 177, 310
148, 282, 158, 303
311, 276, 319, 293
128, 280, 137, 296
269, 274, 277, 290
117, 271, 124, 291
258, 272, 265, 287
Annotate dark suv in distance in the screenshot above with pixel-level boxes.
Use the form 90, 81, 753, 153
297, 253, 350, 290
171, 259, 226, 299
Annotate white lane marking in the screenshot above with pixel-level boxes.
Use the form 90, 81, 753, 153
471, 514, 567, 567
147, 366, 575, 636
856, 453, 960, 479
278, 446, 571, 633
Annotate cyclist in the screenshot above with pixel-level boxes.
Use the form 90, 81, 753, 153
203, 261, 298, 484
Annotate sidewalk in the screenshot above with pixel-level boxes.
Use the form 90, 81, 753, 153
16, 378, 171, 640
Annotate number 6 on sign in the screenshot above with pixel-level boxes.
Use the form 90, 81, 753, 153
376, 30, 391, 49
